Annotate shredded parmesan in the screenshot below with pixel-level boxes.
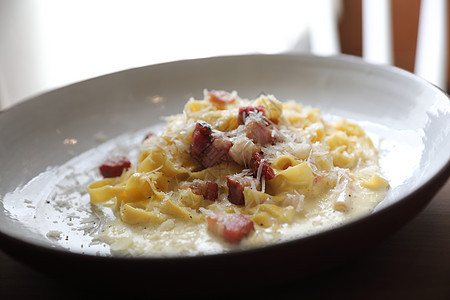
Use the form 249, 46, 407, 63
84, 91, 389, 256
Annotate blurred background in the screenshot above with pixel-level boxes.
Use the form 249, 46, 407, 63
0, 0, 448, 110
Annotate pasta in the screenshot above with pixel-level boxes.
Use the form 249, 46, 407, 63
88, 90, 389, 256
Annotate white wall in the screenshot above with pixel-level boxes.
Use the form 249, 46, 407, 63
0, 0, 315, 109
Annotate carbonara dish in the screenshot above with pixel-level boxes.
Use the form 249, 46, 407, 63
87, 90, 389, 256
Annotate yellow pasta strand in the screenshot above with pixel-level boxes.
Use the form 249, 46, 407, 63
87, 178, 126, 204
120, 203, 167, 225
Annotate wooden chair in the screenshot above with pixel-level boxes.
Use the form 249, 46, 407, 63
310, 0, 448, 90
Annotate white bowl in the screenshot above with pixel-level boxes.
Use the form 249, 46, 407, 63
0, 54, 449, 289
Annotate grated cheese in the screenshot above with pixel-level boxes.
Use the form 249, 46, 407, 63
84, 91, 389, 256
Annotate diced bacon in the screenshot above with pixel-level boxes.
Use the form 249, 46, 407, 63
190, 121, 213, 160
245, 121, 273, 145
271, 128, 285, 144
222, 215, 254, 244
226, 175, 261, 205
189, 180, 219, 201
143, 132, 154, 142
238, 105, 266, 125
190, 121, 233, 168
99, 156, 131, 178
313, 174, 325, 184
207, 90, 236, 106
201, 137, 232, 168
206, 214, 254, 244
249, 152, 275, 180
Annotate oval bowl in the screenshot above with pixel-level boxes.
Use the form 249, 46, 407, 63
1, 54, 449, 292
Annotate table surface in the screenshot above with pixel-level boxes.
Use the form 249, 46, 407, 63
1, 179, 449, 299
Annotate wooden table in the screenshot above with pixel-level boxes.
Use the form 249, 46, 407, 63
1, 179, 449, 299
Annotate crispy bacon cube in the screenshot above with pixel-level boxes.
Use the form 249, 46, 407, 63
142, 132, 155, 143
190, 121, 213, 160
189, 180, 219, 201
99, 156, 131, 178
201, 137, 233, 168
238, 105, 266, 125
226, 175, 261, 206
206, 90, 236, 106
245, 121, 273, 145
249, 152, 275, 180
206, 214, 254, 244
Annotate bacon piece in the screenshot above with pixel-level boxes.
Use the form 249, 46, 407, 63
142, 132, 154, 142
313, 174, 325, 184
245, 121, 273, 145
222, 214, 255, 244
271, 128, 285, 144
226, 175, 261, 205
238, 105, 266, 125
207, 90, 236, 106
189, 180, 219, 201
190, 121, 213, 160
249, 152, 275, 180
190, 121, 232, 168
206, 214, 254, 244
99, 156, 131, 178
201, 137, 232, 168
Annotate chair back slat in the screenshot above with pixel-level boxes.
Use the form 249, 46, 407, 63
415, 0, 448, 89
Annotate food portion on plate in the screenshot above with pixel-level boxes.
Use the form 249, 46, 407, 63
88, 90, 389, 256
